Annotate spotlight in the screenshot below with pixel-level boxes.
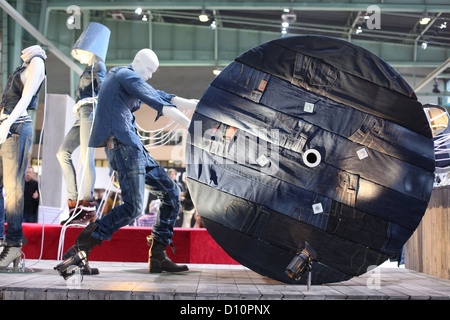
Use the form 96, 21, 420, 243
199, 10, 209, 22
356, 26, 363, 34
420, 17, 431, 25
135, 7, 142, 15
440, 21, 447, 29
422, 41, 428, 49
210, 20, 217, 30
282, 13, 296, 24
142, 14, 148, 22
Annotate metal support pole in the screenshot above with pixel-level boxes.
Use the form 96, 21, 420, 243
414, 58, 450, 92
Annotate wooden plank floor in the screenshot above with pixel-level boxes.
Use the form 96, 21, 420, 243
1, 259, 450, 301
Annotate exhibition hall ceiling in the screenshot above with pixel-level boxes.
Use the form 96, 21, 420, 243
110, 8, 450, 49
2, 1, 450, 72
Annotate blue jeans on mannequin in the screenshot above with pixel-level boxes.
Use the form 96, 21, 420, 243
0, 119, 33, 245
57, 104, 96, 202
0, 189, 4, 240
92, 138, 180, 246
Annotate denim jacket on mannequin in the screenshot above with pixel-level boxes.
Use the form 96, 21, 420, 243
89, 65, 175, 150
0, 55, 46, 115
76, 61, 106, 103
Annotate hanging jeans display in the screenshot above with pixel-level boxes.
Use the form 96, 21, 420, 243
92, 138, 180, 247
0, 118, 33, 245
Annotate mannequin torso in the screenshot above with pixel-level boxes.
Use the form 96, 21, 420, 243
0, 57, 45, 143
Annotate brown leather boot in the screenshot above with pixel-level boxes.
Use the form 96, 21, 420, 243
68, 199, 78, 209
147, 235, 188, 273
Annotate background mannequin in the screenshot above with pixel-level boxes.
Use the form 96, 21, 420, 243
56, 49, 106, 225
56, 22, 110, 227
0, 45, 46, 268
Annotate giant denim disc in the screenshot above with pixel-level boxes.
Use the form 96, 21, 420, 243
186, 36, 435, 284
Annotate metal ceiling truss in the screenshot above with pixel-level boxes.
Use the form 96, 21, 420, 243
1, 0, 450, 78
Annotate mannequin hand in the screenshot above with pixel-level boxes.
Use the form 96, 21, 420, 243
170, 96, 198, 111
0, 120, 12, 144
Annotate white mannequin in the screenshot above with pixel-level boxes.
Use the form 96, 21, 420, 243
131, 49, 197, 128
0, 48, 46, 144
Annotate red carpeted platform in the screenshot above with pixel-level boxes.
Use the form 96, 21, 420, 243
17, 223, 238, 264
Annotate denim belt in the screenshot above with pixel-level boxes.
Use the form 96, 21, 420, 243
0, 114, 32, 123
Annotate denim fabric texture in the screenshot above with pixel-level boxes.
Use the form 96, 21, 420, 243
208, 64, 434, 171
89, 65, 175, 150
235, 36, 431, 138
186, 35, 435, 284
0, 119, 33, 245
89, 64, 180, 246
0, 191, 4, 239
93, 139, 180, 246
57, 104, 96, 200
76, 62, 106, 102
57, 62, 105, 201
192, 89, 434, 204
0, 56, 46, 115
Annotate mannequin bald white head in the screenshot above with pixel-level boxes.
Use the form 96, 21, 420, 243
132, 49, 159, 81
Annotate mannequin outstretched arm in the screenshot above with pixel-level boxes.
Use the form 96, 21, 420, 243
0, 58, 45, 144
162, 106, 191, 128
163, 97, 198, 128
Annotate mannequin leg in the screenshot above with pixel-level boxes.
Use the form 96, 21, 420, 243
78, 104, 96, 202
56, 118, 81, 204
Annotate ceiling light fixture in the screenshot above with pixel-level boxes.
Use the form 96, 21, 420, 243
420, 17, 431, 25
135, 7, 142, 15
142, 14, 148, 22
356, 26, 363, 34
199, 10, 209, 22
281, 10, 296, 37
422, 41, 428, 49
